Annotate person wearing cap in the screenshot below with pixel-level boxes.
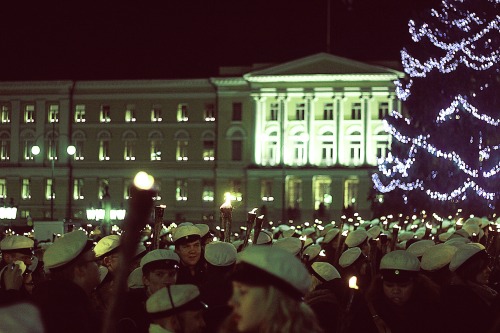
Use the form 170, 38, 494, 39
442, 244, 499, 333
117, 249, 181, 333
146, 284, 207, 333
304, 262, 343, 333
346, 250, 442, 333
199, 241, 237, 333
32, 230, 101, 333
338, 247, 372, 293
0, 235, 35, 296
195, 223, 214, 247
219, 246, 323, 333
173, 225, 206, 286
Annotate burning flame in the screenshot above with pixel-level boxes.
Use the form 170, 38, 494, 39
349, 276, 359, 290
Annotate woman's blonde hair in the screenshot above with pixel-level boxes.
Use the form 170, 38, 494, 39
219, 285, 324, 333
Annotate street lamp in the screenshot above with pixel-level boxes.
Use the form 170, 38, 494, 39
31, 133, 76, 221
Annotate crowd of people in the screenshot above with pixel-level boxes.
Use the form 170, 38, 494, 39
1, 214, 500, 333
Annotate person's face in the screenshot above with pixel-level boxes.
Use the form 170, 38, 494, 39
228, 282, 267, 332
5, 252, 33, 266
176, 240, 201, 267
382, 279, 414, 306
178, 309, 206, 333
80, 250, 100, 290
475, 265, 492, 285
143, 268, 178, 295
103, 253, 120, 273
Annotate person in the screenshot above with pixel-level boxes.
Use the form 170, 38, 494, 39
219, 245, 323, 333
199, 241, 236, 333
146, 284, 207, 333
32, 230, 101, 333
442, 243, 500, 333
304, 262, 343, 333
173, 225, 206, 286
117, 249, 180, 333
346, 250, 443, 333
0, 235, 35, 297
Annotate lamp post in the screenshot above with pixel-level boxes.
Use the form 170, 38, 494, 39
31, 132, 75, 221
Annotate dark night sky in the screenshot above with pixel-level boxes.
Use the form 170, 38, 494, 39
0, 0, 441, 81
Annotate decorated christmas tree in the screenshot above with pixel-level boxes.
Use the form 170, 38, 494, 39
372, 0, 500, 217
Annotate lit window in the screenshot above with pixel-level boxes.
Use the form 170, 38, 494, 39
261, 180, 274, 202
204, 103, 215, 121
99, 140, 110, 161
73, 179, 84, 200
74, 140, 84, 160
124, 180, 131, 200
177, 104, 189, 122
1, 105, 10, 123
290, 131, 307, 166
320, 131, 335, 166
24, 104, 35, 123
75, 105, 86, 123
100, 105, 111, 123
377, 102, 389, 120
98, 180, 109, 200
346, 130, 362, 166
295, 103, 305, 120
45, 178, 54, 200
344, 178, 359, 208
203, 139, 214, 161
47, 136, 58, 161
48, 104, 59, 123
151, 105, 162, 122
176, 179, 188, 201
0, 133, 10, 161
229, 180, 242, 201
323, 103, 334, 120
176, 140, 188, 161
232, 103, 242, 121
0, 179, 6, 198
269, 103, 279, 121
375, 130, 390, 160
150, 140, 162, 161
313, 176, 332, 210
24, 139, 35, 161
202, 181, 214, 202
123, 140, 135, 161
125, 105, 136, 122
286, 176, 302, 209
21, 179, 31, 200
263, 131, 279, 166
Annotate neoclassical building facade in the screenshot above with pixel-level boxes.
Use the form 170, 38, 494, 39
0, 53, 403, 228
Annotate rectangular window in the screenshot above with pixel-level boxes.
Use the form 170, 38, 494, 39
150, 141, 161, 161
0, 179, 6, 198
48, 104, 59, 123
232, 102, 242, 121
24, 104, 35, 123
204, 103, 215, 121
231, 140, 242, 161
48, 138, 57, 161
124, 141, 135, 161
261, 180, 274, 202
376, 141, 389, 159
125, 105, 136, 122
313, 176, 332, 210
344, 178, 359, 208
321, 142, 334, 165
75, 104, 86, 123
24, 139, 35, 161
176, 140, 188, 161
202, 181, 214, 202
45, 178, 54, 200
73, 179, 84, 200
229, 180, 242, 201
323, 103, 334, 120
176, 179, 188, 201
99, 140, 110, 161
177, 104, 189, 122
286, 177, 302, 209
0, 137, 9, 160
351, 102, 362, 120
1, 105, 10, 123
269, 103, 279, 121
100, 105, 111, 123
349, 142, 362, 165
74, 140, 84, 160
203, 140, 215, 161
22, 179, 31, 200
378, 102, 389, 120
151, 105, 162, 122
98, 180, 109, 200
295, 103, 305, 120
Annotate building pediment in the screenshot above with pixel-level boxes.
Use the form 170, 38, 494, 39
244, 53, 403, 82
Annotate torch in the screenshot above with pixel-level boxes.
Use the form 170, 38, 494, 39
252, 214, 265, 245
153, 205, 166, 250
242, 208, 258, 249
220, 193, 233, 243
